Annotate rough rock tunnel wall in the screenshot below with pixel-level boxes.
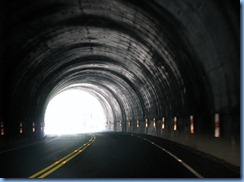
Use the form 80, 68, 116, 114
0, 0, 240, 166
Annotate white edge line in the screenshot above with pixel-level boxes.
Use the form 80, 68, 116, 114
135, 135, 204, 178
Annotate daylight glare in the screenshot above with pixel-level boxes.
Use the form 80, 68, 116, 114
44, 89, 107, 135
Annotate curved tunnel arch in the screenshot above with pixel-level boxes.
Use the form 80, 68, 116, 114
0, 0, 239, 165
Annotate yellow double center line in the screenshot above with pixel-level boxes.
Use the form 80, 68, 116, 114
29, 135, 96, 178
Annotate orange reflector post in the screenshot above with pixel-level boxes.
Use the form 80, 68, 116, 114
153, 118, 156, 128
214, 113, 220, 138
128, 120, 130, 128
137, 120, 139, 128
20, 122, 23, 134
190, 115, 194, 134
1, 122, 4, 136
1, 128, 4, 136
40, 122, 44, 131
145, 119, 148, 128
32, 122, 35, 132
162, 117, 165, 129
173, 117, 177, 131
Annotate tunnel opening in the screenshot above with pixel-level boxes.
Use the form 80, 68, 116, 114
0, 0, 239, 167
44, 88, 108, 135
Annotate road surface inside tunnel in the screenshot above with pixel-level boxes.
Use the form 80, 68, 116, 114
0, 132, 240, 178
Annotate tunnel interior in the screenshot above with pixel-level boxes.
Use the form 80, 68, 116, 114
0, 0, 240, 166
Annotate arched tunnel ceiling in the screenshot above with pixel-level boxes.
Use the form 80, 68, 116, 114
0, 0, 239, 132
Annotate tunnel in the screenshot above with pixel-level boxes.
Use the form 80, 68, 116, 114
0, 0, 240, 171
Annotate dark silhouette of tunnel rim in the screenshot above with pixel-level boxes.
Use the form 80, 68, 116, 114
1, 0, 239, 166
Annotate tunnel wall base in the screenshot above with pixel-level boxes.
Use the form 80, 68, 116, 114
116, 117, 240, 167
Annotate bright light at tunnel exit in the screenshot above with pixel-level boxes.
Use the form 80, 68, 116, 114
44, 89, 107, 135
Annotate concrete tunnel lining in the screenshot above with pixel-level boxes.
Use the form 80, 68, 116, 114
0, 0, 240, 165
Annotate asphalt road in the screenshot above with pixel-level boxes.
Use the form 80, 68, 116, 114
0, 132, 240, 178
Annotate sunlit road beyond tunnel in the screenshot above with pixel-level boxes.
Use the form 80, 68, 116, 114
0, 0, 240, 178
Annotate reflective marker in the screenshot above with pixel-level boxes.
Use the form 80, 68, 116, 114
20, 122, 23, 134
0, 122, 4, 136
128, 120, 130, 128
173, 117, 177, 131
190, 115, 194, 134
153, 118, 156, 128
145, 119, 148, 128
1, 128, 4, 136
136, 120, 139, 128
32, 122, 35, 132
40, 122, 44, 132
214, 113, 220, 138
162, 117, 165, 129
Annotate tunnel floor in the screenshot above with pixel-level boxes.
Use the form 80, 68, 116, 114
0, 132, 240, 178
